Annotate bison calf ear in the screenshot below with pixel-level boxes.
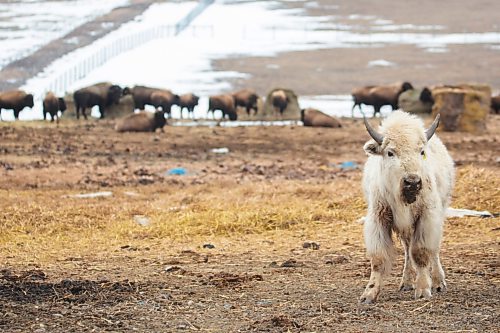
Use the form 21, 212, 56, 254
363, 140, 382, 155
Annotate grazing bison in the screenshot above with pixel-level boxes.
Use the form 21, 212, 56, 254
301, 108, 342, 128
233, 89, 259, 116
178, 93, 199, 119
351, 85, 375, 117
491, 94, 500, 114
122, 85, 161, 110
73, 82, 122, 119
352, 82, 413, 117
271, 89, 288, 116
419, 87, 434, 105
150, 90, 180, 118
207, 94, 237, 121
360, 111, 454, 303
0, 90, 34, 120
43, 92, 66, 122
115, 111, 166, 132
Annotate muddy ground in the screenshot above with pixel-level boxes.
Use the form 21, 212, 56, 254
216, 0, 500, 95
0, 0, 499, 332
0, 116, 499, 332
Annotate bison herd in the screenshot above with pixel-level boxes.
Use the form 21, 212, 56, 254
0, 81, 498, 131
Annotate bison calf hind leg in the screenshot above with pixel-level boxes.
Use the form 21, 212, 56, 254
399, 236, 415, 291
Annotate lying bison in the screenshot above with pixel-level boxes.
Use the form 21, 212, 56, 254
43, 92, 66, 122
0, 90, 34, 120
207, 94, 237, 121
151, 90, 180, 118
115, 111, 166, 132
360, 111, 454, 303
233, 89, 259, 116
301, 108, 342, 128
73, 82, 122, 119
352, 82, 413, 117
271, 89, 288, 116
178, 93, 199, 119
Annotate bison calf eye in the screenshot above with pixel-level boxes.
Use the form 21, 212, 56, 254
387, 151, 394, 157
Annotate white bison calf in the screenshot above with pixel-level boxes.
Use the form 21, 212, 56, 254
360, 111, 454, 303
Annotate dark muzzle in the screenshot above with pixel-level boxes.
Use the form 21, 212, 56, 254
402, 174, 422, 204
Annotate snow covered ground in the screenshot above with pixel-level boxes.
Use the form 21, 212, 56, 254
4, 0, 500, 121
0, 0, 129, 70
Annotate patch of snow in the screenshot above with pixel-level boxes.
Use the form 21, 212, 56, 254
367, 59, 397, 68
65, 191, 113, 199
446, 208, 493, 218
10, 0, 500, 121
0, 0, 129, 70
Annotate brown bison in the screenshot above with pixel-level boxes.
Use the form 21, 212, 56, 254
122, 85, 161, 110
491, 94, 500, 114
150, 90, 180, 118
271, 89, 288, 116
233, 89, 259, 116
73, 82, 122, 119
351, 82, 413, 117
115, 111, 166, 132
43, 92, 67, 122
301, 108, 342, 128
0, 90, 34, 120
207, 94, 237, 121
178, 93, 199, 119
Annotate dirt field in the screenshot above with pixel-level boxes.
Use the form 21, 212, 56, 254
0, 0, 499, 332
0, 116, 499, 332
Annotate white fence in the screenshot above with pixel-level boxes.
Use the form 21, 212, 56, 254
45, 0, 214, 96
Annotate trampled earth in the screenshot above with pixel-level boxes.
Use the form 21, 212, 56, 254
0, 117, 498, 332
0, 0, 499, 332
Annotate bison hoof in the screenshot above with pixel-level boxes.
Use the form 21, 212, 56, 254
399, 283, 414, 292
359, 288, 379, 304
433, 281, 447, 293
359, 296, 376, 304
414, 288, 432, 300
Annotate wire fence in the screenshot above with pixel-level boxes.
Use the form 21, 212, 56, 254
45, 0, 214, 96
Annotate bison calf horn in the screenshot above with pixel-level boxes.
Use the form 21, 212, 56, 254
364, 117, 384, 145
425, 114, 440, 141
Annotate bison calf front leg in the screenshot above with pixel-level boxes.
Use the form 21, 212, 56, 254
360, 218, 394, 304
431, 252, 446, 292
411, 214, 445, 299
411, 246, 432, 299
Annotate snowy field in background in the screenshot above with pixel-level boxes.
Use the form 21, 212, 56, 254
0, 0, 129, 71
6, 0, 500, 121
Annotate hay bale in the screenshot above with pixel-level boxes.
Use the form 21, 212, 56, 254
62, 93, 133, 120
260, 88, 300, 120
234, 96, 264, 121
431, 84, 491, 133
398, 88, 433, 114
106, 95, 134, 119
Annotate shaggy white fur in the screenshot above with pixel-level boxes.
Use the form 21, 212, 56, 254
360, 111, 454, 303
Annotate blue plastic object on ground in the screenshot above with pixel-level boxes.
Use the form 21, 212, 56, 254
339, 161, 358, 170
167, 167, 187, 175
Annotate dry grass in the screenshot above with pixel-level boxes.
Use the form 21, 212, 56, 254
1, 165, 498, 265
452, 165, 500, 212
